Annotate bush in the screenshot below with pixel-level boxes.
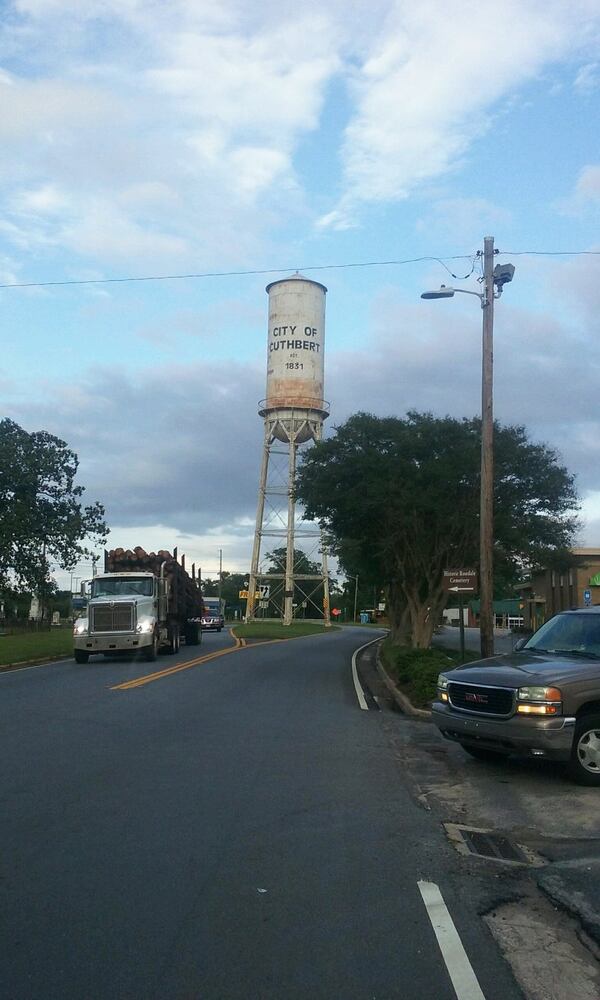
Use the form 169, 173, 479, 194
380, 638, 479, 708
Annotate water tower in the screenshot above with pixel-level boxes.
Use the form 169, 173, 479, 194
246, 273, 331, 626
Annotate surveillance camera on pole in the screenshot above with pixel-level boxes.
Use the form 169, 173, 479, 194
493, 262, 515, 294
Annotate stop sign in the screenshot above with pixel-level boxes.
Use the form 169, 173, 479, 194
331, 608, 342, 617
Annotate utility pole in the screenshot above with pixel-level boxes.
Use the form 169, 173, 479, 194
480, 236, 495, 659
353, 575, 359, 624
421, 237, 515, 661
218, 550, 223, 609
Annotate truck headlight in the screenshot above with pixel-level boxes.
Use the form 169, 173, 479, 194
437, 674, 450, 702
136, 618, 154, 633
73, 620, 88, 635
517, 686, 562, 716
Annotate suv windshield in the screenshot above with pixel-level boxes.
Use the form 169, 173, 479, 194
92, 577, 154, 598
526, 613, 600, 657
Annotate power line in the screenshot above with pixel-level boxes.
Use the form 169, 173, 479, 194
500, 250, 600, 256
0, 255, 473, 289
0, 250, 597, 290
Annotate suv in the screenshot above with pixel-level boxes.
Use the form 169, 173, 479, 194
201, 611, 224, 632
432, 607, 600, 785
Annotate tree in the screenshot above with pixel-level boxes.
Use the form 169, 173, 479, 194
296, 411, 579, 647
0, 419, 108, 608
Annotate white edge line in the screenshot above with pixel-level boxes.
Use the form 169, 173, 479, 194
0, 658, 73, 676
351, 635, 382, 710
418, 880, 486, 1000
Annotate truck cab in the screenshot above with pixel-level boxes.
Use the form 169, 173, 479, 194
73, 572, 165, 662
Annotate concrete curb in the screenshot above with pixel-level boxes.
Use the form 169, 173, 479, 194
375, 647, 432, 720
536, 868, 600, 947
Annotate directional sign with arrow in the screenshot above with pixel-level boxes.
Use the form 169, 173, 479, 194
442, 569, 478, 594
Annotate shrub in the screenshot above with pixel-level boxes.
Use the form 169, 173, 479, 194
381, 638, 478, 708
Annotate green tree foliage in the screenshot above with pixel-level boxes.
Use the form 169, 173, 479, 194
0, 419, 108, 599
296, 411, 579, 647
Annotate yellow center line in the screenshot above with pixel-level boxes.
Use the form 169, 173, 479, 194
110, 633, 292, 691
111, 642, 241, 691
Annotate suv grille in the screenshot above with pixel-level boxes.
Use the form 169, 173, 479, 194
448, 682, 514, 716
91, 604, 135, 633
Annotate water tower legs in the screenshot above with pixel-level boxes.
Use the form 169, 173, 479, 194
246, 415, 331, 627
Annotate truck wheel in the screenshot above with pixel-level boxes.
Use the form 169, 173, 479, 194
568, 714, 600, 786
144, 633, 158, 662
460, 743, 506, 763
74, 650, 89, 664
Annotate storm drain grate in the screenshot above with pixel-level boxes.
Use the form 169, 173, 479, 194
444, 823, 545, 867
461, 829, 527, 862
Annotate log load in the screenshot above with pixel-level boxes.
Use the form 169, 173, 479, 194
104, 547, 203, 621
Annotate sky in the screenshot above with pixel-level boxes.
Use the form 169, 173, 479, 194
1, 0, 600, 590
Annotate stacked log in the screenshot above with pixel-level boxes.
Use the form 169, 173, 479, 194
104, 548, 203, 620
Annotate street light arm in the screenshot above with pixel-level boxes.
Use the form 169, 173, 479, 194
453, 288, 485, 306
421, 285, 485, 307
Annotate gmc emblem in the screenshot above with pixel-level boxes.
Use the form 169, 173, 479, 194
465, 692, 488, 704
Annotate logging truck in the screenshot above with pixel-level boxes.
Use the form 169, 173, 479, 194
73, 547, 203, 663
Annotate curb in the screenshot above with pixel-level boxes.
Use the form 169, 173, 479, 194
536, 868, 600, 947
375, 648, 432, 719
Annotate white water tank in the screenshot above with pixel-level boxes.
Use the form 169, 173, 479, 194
263, 274, 327, 422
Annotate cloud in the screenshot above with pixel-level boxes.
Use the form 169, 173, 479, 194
5, 252, 600, 567
574, 165, 600, 203
319, 0, 600, 226
574, 62, 600, 93
0, 1, 341, 268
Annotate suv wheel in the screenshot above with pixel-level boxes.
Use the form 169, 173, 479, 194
568, 714, 600, 786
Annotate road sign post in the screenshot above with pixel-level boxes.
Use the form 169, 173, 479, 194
458, 593, 465, 663
442, 569, 478, 662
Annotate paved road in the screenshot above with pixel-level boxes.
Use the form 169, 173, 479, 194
433, 624, 518, 656
1, 628, 524, 999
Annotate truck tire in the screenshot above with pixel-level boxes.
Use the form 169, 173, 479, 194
74, 650, 89, 664
144, 633, 158, 662
568, 714, 600, 786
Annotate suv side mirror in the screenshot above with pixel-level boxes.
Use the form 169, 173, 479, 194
513, 636, 529, 651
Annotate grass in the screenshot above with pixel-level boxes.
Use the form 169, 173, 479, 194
232, 621, 339, 641
0, 627, 73, 666
380, 637, 480, 709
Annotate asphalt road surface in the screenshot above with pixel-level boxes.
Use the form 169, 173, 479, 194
1, 627, 527, 999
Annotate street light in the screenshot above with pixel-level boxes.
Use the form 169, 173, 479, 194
421, 236, 515, 659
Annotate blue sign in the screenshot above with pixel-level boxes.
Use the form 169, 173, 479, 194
584, 589, 592, 606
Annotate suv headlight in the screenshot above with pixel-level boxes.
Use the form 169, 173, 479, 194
437, 673, 450, 702
517, 686, 562, 716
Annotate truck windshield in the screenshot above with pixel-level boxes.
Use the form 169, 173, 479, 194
526, 613, 600, 657
92, 578, 154, 598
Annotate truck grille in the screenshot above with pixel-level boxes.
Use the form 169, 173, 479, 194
448, 682, 514, 717
91, 604, 135, 633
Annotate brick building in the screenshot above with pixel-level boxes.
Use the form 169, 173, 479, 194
516, 548, 600, 631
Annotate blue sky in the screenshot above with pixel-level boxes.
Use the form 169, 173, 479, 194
1, 0, 599, 587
